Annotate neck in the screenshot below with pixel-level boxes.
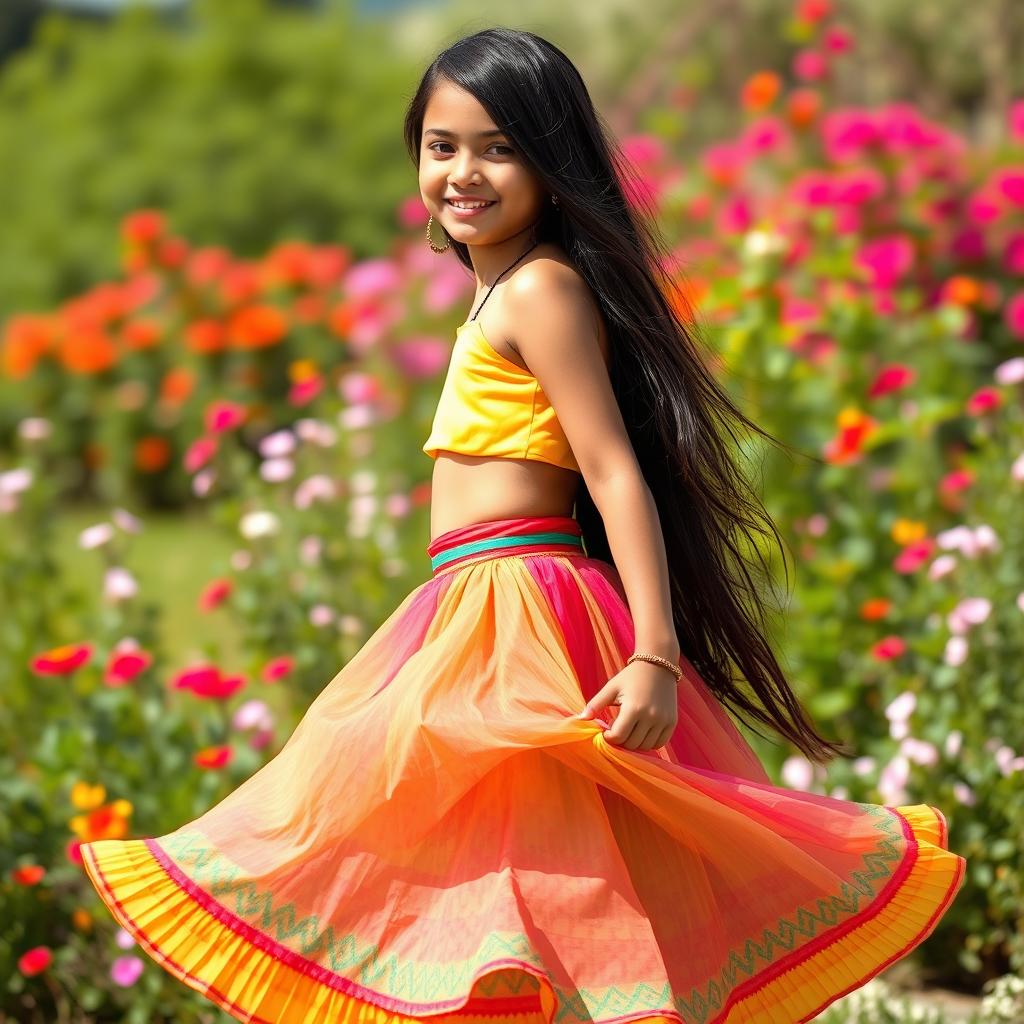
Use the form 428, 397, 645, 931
465, 219, 542, 289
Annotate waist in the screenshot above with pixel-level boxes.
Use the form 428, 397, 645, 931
426, 514, 585, 576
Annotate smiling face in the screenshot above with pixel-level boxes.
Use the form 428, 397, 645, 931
419, 79, 548, 246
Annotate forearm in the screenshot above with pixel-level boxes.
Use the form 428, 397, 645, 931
588, 471, 680, 661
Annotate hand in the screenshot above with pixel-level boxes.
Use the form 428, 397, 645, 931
572, 660, 679, 751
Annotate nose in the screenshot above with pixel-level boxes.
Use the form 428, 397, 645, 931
448, 149, 482, 186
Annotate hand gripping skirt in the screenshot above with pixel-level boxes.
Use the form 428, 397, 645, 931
80, 513, 966, 1024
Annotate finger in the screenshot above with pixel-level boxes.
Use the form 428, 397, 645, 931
610, 714, 646, 750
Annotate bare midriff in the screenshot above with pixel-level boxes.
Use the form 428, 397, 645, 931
428, 453, 581, 543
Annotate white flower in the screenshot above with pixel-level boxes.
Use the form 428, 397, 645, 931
944, 730, 962, 757
17, 417, 52, 441
885, 691, 916, 723
1012, 451, 1024, 484
232, 699, 273, 732
953, 781, 976, 806
781, 755, 814, 790
104, 567, 138, 602
900, 737, 939, 766
79, 522, 115, 549
927, 554, 957, 580
294, 474, 336, 509
338, 404, 375, 430
260, 457, 295, 483
112, 508, 143, 533
943, 635, 968, 666
309, 603, 336, 627
0, 467, 33, 495
295, 418, 338, 447
239, 511, 280, 539
852, 756, 876, 777
258, 429, 296, 459
994, 355, 1024, 385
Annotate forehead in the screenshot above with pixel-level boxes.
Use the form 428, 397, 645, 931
422, 81, 502, 137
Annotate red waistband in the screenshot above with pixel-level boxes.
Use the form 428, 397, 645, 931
427, 515, 584, 575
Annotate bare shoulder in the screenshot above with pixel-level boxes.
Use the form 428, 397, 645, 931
506, 247, 610, 369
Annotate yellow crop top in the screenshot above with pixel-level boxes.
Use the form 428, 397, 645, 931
421, 319, 580, 473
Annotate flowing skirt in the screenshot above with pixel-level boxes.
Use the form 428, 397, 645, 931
80, 514, 966, 1024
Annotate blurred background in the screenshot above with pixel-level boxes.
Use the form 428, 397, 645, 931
2, 0, 1023, 1021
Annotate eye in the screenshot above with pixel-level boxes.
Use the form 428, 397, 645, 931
427, 142, 515, 156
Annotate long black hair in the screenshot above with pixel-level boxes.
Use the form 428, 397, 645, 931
403, 27, 851, 764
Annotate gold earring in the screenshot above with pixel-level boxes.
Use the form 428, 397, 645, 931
426, 214, 451, 253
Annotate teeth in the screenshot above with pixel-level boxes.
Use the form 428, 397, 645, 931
449, 200, 493, 209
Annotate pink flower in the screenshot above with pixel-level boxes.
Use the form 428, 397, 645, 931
204, 399, 246, 434
893, 538, 935, 573
823, 25, 853, 53
18, 946, 52, 977
994, 167, 1024, 206
111, 955, 144, 987
965, 386, 1002, 415
261, 655, 295, 683
173, 664, 245, 699
183, 436, 217, 474
856, 235, 914, 288
1004, 292, 1024, 339
1011, 99, 1024, 142
397, 195, 429, 229
995, 356, 1024, 385
793, 49, 828, 82
1003, 234, 1024, 274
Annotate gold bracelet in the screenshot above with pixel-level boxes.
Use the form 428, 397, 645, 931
626, 651, 683, 682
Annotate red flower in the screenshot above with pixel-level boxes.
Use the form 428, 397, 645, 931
198, 578, 233, 612
261, 655, 295, 683
195, 745, 233, 769
11, 864, 46, 885
860, 598, 891, 621
30, 643, 93, 676
104, 648, 152, 687
173, 664, 245, 699
18, 946, 52, 977
868, 363, 915, 398
870, 635, 907, 661
121, 210, 166, 246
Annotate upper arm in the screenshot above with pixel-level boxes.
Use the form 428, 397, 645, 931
506, 262, 639, 488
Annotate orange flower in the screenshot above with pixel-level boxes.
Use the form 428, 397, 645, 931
327, 302, 358, 340
160, 366, 196, 405
786, 89, 822, 130
942, 275, 983, 306
184, 319, 228, 355
195, 744, 233, 769
741, 71, 781, 113
69, 799, 132, 842
890, 518, 927, 546
860, 598, 892, 621
1, 313, 55, 379
228, 304, 289, 349
30, 642, 93, 676
823, 407, 877, 464
120, 318, 162, 351
59, 329, 118, 375
134, 435, 171, 473
71, 781, 106, 810
72, 907, 93, 931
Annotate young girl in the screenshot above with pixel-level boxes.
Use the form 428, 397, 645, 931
81, 27, 966, 1024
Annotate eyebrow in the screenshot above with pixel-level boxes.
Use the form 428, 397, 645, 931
423, 128, 508, 139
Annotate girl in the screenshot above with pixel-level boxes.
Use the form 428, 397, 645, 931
81, 27, 966, 1024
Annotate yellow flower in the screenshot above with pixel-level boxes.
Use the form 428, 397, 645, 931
891, 519, 927, 545
70, 782, 106, 810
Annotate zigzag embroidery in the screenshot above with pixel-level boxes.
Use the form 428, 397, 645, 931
159, 802, 905, 1024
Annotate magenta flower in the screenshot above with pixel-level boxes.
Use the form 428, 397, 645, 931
856, 235, 914, 288
993, 167, 1024, 206
1004, 292, 1024, 339
183, 436, 217, 474
204, 400, 246, 434
868, 363, 915, 397
111, 955, 144, 987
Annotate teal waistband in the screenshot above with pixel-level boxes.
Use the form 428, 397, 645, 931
430, 530, 584, 572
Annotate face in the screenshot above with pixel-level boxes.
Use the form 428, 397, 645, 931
419, 79, 548, 246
